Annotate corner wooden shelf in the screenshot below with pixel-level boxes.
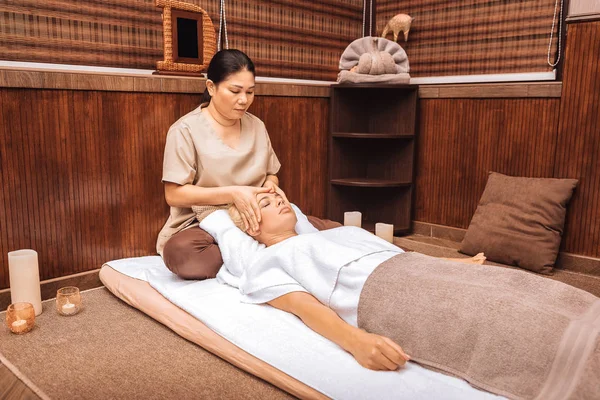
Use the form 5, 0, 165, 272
327, 84, 418, 235
330, 178, 412, 188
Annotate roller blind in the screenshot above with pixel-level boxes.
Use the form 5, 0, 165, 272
376, 0, 562, 77
0, 0, 362, 81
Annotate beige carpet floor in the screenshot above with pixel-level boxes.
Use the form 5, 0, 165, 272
0, 288, 293, 400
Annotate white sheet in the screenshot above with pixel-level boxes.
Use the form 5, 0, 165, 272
105, 256, 503, 400
237, 226, 401, 305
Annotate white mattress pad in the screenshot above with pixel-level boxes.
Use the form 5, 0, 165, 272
105, 256, 503, 400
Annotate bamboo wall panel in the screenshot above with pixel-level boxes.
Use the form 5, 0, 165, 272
251, 97, 329, 219
553, 21, 600, 257
415, 98, 560, 229
0, 0, 362, 81
377, 0, 561, 76
0, 90, 329, 289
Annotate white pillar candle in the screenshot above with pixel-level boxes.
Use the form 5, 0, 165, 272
344, 211, 362, 228
8, 250, 43, 316
375, 223, 394, 243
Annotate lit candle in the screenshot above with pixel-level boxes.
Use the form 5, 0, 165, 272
61, 301, 77, 315
8, 250, 42, 316
344, 211, 362, 228
11, 319, 28, 334
56, 287, 81, 316
375, 223, 394, 243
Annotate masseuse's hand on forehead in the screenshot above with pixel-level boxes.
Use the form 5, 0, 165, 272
262, 181, 289, 205
231, 186, 271, 233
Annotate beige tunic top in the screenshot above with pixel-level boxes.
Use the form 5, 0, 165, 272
156, 105, 281, 255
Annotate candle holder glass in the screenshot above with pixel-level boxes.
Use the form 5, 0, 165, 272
6, 302, 35, 334
56, 286, 82, 316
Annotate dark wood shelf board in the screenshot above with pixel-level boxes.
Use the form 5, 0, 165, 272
330, 179, 412, 188
332, 132, 414, 139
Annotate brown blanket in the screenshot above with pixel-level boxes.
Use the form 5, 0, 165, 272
358, 252, 600, 400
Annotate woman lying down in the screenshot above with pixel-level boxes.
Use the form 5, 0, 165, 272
196, 192, 600, 400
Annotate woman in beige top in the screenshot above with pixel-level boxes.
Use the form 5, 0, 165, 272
157, 49, 283, 279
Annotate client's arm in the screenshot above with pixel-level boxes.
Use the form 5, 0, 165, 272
269, 292, 410, 371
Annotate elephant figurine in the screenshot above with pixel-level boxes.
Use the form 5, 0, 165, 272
382, 13, 413, 42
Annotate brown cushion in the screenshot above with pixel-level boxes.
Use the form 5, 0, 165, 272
164, 215, 341, 280
307, 216, 343, 231
460, 172, 578, 274
163, 226, 223, 280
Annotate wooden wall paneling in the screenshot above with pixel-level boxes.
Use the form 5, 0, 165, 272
414, 98, 560, 230
554, 21, 600, 258
0, 94, 7, 288
249, 96, 329, 218
0, 91, 15, 289
0, 88, 200, 289
70, 91, 90, 273
0, 89, 329, 289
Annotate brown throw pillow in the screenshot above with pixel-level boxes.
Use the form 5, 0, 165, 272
460, 172, 578, 274
306, 215, 342, 231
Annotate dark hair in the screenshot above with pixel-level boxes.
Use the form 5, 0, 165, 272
202, 49, 255, 104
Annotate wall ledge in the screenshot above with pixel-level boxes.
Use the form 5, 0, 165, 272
411, 221, 600, 276
0, 67, 330, 97
0, 67, 562, 99
566, 14, 600, 23
418, 81, 562, 98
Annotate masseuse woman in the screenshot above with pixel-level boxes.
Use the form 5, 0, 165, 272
157, 49, 283, 279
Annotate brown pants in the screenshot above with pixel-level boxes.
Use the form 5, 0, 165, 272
163, 216, 342, 280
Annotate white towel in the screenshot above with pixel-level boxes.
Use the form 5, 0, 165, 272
198, 204, 318, 288
239, 226, 402, 305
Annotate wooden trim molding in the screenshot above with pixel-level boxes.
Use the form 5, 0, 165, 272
0, 67, 331, 97
0, 269, 102, 312
418, 82, 562, 98
0, 68, 562, 98
566, 14, 600, 23
412, 221, 600, 276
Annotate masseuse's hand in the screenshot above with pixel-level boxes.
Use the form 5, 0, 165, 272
262, 180, 289, 204
348, 329, 410, 371
231, 186, 271, 233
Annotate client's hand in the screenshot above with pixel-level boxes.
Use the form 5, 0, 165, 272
348, 329, 410, 371
231, 186, 271, 233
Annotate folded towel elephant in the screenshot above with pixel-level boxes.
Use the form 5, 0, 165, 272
338, 36, 411, 84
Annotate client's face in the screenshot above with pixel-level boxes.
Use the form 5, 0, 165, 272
254, 192, 297, 239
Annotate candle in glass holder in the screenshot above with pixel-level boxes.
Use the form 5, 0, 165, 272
8, 249, 42, 316
56, 287, 82, 316
6, 302, 35, 334
375, 223, 394, 243
344, 211, 362, 228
